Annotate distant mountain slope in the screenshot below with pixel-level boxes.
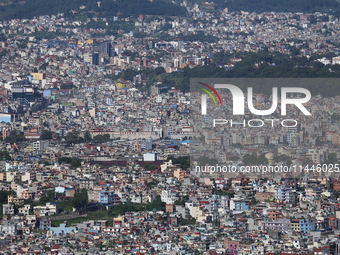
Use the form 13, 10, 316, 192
189, 0, 340, 13
0, 0, 187, 20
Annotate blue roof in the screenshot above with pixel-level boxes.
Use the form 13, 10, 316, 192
180, 140, 195, 144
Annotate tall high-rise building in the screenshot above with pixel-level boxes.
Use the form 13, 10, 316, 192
101, 41, 110, 55
92, 52, 100, 65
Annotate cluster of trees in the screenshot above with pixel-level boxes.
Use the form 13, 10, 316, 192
273, 154, 293, 166
107, 195, 164, 217
113, 50, 340, 95
167, 156, 190, 170
143, 163, 158, 170
0, 33, 6, 41
39, 63, 49, 70
1, 189, 86, 216
187, 0, 340, 13
2, 0, 338, 20
30, 31, 69, 40
63, 131, 85, 144
0, 190, 15, 217
195, 155, 218, 166
84, 130, 111, 144
0, 151, 11, 161
146, 179, 159, 188
40, 130, 112, 144
4, 130, 25, 143
325, 153, 338, 164
0, 49, 8, 59
331, 113, 340, 121
180, 215, 196, 225
72, 189, 89, 209
228, 0, 340, 13
0, 0, 187, 20
174, 195, 190, 206
60, 82, 76, 90
37, 190, 56, 205
30, 189, 89, 212
216, 52, 340, 87
40, 130, 53, 140
58, 157, 82, 168
107, 202, 145, 217
110, 68, 142, 82
92, 134, 111, 143
216, 50, 340, 78
17, 38, 28, 49
242, 153, 269, 165
214, 187, 235, 197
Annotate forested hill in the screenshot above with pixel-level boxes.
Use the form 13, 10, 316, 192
110, 51, 340, 97
1, 0, 339, 21
188, 0, 340, 13
0, 0, 187, 20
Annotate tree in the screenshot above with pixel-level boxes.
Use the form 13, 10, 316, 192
325, 153, 337, 164
154, 67, 166, 75
107, 202, 146, 217
84, 130, 92, 142
146, 179, 158, 188
274, 154, 292, 166
58, 157, 82, 168
243, 153, 258, 165
144, 163, 157, 170
167, 156, 190, 170
64, 131, 84, 144
257, 154, 269, 165
331, 113, 340, 121
38, 191, 55, 205
40, 130, 53, 140
0, 190, 14, 203
70, 158, 82, 168
174, 195, 189, 206
93, 134, 110, 143
0, 151, 11, 160
0, 33, 6, 41
40, 63, 48, 70
146, 195, 164, 211
60, 83, 76, 89
180, 215, 196, 225
5, 129, 25, 143
232, 143, 242, 148
72, 189, 88, 209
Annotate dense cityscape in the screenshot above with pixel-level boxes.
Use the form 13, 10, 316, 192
1, 1, 340, 254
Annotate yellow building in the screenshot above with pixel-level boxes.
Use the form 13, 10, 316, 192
78, 39, 94, 45
116, 82, 125, 89
31, 72, 46, 80
89, 108, 96, 118
0, 172, 5, 182
7, 195, 24, 205
6, 171, 16, 182
290, 219, 300, 231
332, 133, 340, 145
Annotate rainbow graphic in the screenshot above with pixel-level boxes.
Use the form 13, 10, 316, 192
198, 82, 223, 105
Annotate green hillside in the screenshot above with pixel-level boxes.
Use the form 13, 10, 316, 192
188, 0, 340, 13
0, 0, 187, 20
